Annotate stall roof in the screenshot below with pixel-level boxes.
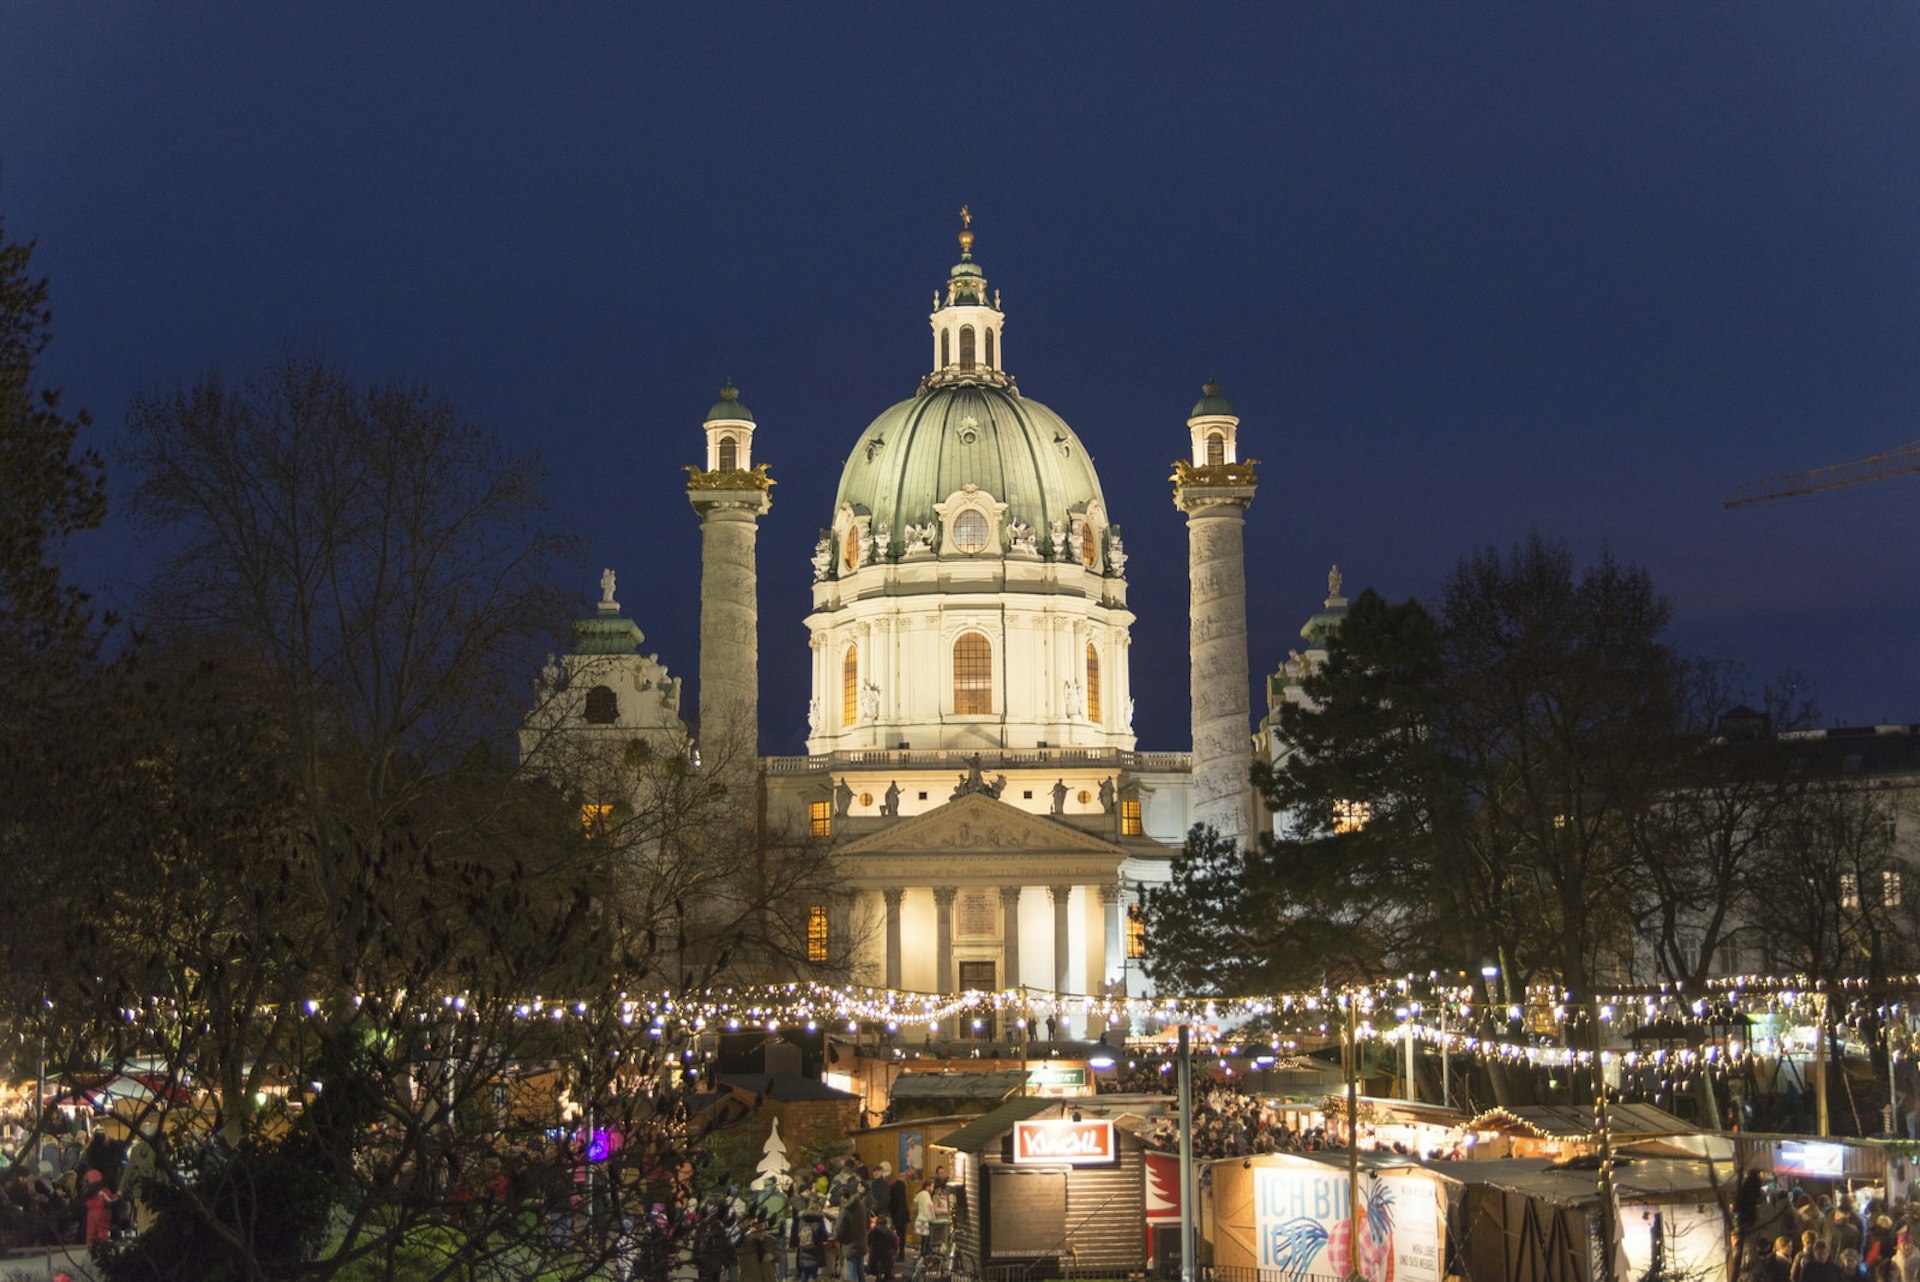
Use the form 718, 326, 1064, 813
890, 1070, 1027, 1102
720, 1073, 859, 1102
1467, 1103, 1695, 1139
932, 1096, 1057, 1153
1453, 1156, 1727, 1207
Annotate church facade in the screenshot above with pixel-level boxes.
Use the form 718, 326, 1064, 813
532, 218, 1317, 1034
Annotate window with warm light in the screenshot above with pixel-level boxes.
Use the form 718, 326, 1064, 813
1085, 644, 1102, 722
717, 437, 737, 471
1887, 869, 1903, 907
1333, 799, 1371, 834
1080, 522, 1097, 567
954, 632, 992, 714
959, 326, 976, 370
952, 509, 988, 553
809, 801, 831, 838
843, 526, 861, 570
842, 645, 859, 723
807, 905, 829, 962
1206, 432, 1225, 466
1126, 903, 1146, 959
1121, 799, 1142, 836
581, 804, 612, 838
1841, 871, 1859, 909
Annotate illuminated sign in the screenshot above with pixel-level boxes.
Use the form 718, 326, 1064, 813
1012, 1119, 1116, 1165
1775, 1141, 1847, 1177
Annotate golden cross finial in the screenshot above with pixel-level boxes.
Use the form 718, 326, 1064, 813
959, 204, 971, 229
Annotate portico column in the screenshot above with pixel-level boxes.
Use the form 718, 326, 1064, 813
1000, 885, 1023, 989
883, 888, 904, 990
934, 886, 958, 1033
1049, 883, 1072, 998
1100, 884, 1123, 989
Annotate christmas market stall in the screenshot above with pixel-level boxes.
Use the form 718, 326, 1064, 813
1206, 1149, 1461, 1282
1460, 1103, 1697, 1161
1728, 1133, 1910, 1204
931, 1096, 1155, 1276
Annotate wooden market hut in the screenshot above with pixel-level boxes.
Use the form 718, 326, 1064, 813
932, 1096, 1153, 1276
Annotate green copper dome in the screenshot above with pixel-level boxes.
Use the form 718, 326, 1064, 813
706, 380, 754, 423
832, 383, 1107, 545
1190, 378, 1235, 420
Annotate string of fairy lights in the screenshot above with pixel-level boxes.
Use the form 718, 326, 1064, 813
93, 972, 1920, 1088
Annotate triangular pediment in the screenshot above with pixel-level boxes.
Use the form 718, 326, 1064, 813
835, 791, 1125, 857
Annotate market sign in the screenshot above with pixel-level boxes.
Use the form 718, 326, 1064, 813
1012, 1119, 1116, 1165
1775, 1141, 1847, 1177
1252, 1167, 1442, 1282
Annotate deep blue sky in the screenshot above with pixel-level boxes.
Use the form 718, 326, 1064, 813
6, 5, 1920, 753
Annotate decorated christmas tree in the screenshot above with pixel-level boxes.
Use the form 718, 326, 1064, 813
753, 1115, 789, 1189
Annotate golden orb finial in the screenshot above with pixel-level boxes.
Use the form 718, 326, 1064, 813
958, 203, 974, 255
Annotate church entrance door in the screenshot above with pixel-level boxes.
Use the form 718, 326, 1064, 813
958, 960, 996, 1040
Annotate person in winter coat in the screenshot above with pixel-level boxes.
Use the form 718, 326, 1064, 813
80, 1170, 118, 1246
796, 1204, 831, 1282
740, 1218, 780, 1282
836, 1198, 871, 1282
867, 1215, 900, 1282
1760, 1236, 1796, 1282
696, 1210, 738, 1282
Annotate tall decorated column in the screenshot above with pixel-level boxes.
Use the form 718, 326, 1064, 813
1172, 380, 1258, 846
686, 382, 773, 775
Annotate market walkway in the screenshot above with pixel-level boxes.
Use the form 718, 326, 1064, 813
0, 1246, 99, 1281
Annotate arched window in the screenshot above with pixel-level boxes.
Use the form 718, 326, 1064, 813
583, 685, 619, 724
985, 329, 996, 368
1086, 644, 1102, 723
842, 645, 860, 723
717, 436, 737, 471
1081, 522, 1097, 567
959, 326, 976, 370
1206, 432, 1225, 466
843, 526, 860, 570
953, 632, 992, 715
941, 330, 951, 368
952, 508, 988, 553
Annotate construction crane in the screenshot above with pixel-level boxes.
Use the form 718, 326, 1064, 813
1725, 440, 1920, 508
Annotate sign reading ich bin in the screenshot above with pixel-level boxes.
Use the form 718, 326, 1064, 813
1012, 1119, 1116, 1165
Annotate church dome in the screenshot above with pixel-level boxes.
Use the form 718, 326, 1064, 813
831, 384, 1106, 545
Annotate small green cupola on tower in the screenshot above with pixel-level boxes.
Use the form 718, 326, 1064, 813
928, 205, 1009, 386
701, 380, 756, 473
1186, 378, 1242, 468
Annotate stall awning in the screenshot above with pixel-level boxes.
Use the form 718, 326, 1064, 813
933, 1096, 1057, 1153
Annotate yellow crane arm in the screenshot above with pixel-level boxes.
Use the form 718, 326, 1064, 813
1724, 440, 1920, 508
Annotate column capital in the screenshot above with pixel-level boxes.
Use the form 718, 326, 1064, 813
1046, 883, 1074, 903
1097, 882, 1122, 905
999, 884, 1023, 906
933, 885, 960, 907
883, 886, 906, 908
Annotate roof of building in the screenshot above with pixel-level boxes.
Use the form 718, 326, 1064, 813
889, 1070, 1029, 1102
706, 380, 753, 424
720, 1073, 859, 1103
930, 1095, 1058, 1152
1190, 379, 1236, 420
1466, 1102, 1694, 1139
831, 382, 1108, 552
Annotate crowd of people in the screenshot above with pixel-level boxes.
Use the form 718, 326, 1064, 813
0, 1119, 154, 1250
686, 1156, 962, 1282
1740, 1178, 1920, 1282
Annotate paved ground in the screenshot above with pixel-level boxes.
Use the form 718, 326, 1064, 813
0, 1246, 99, 1282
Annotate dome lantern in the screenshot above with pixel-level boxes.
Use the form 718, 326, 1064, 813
701, 380, 756, 473
1186, 377, 1241, 467
928, 204, 1009, 387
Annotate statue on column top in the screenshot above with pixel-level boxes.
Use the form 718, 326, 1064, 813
599, 568, 617, 607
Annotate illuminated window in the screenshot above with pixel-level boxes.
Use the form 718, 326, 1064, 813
807, 905, 829, 962
1333, 800, 1371, 834
1887, 869, 1903, 908
1206, 432, 1224, 466
1841, 872, 1859, 909
1552, 813, 1569, 830
953, 632, 992, 714
717, 436, 737, 471
843, 526, 861, 570
1080, 522, 1097, 567
581, 804, 612, 838
1121, 799, 1142, 836
952, 509, 988, 553
985, 329, 995, 368
959, 326, 976, 370
1085, 644, 1102, 723
941, 330, 951, 368
842, 646, 859, 724
809, 801, 831, 838
1126, 902, 1146, 960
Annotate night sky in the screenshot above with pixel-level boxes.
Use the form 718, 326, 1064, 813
7, 6, 1920, 754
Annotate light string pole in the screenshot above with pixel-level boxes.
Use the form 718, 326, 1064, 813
1176, 1021, 1196, 1282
